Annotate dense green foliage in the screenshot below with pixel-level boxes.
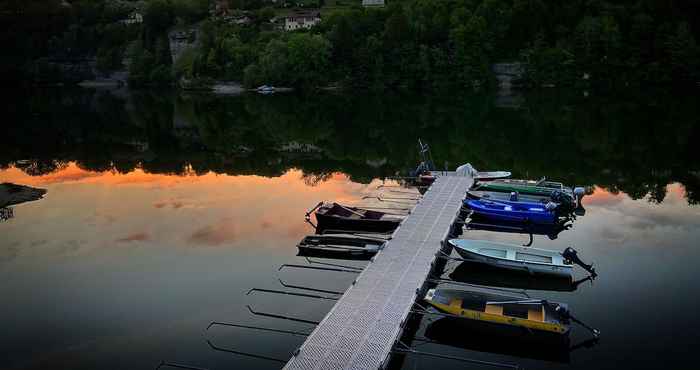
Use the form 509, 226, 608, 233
170, 0, 700, 89
1, 0, 699, 88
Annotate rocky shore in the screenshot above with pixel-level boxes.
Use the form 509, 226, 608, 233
0, 183, 47, 208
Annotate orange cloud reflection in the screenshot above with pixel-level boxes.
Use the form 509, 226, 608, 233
1, 162, 377, 252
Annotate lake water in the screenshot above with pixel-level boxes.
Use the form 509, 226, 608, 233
2, 87, 699, 370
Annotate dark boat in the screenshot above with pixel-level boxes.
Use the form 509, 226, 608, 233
307, 202, 404, 233
296, 234, 386, 260
424, 317, 572, 363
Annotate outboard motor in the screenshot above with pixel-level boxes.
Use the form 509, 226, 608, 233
573, 187, 586, 216
554, 304, 601, 337
411, 161, 429, 177
562, 247, 597, 278
509, 191, 518, 201
551, 190, 575, 215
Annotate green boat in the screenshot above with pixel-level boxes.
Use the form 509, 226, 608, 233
473, 178, 572, 197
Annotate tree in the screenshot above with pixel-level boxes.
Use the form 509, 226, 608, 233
666, 22, 700, 82
287, 33, 332, 88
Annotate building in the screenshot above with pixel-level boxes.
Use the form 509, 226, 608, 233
120, 12, 143, 25
284, 11, 321, 31
362, 0, 385, 7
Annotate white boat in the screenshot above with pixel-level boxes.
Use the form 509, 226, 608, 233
455, 163, 511, 180
256, 85, 275, 94
448, 239, 573, 278
475, 171, 512, 180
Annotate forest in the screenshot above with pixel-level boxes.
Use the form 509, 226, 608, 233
1, 0, 699, 89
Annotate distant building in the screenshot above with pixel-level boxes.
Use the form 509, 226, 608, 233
219, 12, 253, 25
362, 0, 385, 7
284, 10, 321, 31
120, 12, 143, 25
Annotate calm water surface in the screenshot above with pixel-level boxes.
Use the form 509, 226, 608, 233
2, 88, 699, 370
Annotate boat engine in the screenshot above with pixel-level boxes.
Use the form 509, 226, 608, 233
554, 304, 601, 337
562, 247, 597, 278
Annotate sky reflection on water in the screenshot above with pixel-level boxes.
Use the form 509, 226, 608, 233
2, 162, 699, 370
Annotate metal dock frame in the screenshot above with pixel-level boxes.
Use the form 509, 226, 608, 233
283, 173, 473, 370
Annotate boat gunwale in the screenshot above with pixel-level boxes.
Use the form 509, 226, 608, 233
448, 239, 572, 269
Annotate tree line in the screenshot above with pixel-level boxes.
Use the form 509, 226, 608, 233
1, 0, 699, 89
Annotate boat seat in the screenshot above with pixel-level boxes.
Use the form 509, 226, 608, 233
484, 304, 503, 316
528, 307, 544, 322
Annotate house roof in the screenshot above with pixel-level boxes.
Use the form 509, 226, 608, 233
285, 10, 321, 20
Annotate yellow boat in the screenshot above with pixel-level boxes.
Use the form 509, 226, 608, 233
424, 288, 570, 335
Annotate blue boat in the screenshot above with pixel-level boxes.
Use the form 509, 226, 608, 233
464, 199, 558, 225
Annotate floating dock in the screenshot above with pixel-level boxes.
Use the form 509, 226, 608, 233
283, 173, 473, 370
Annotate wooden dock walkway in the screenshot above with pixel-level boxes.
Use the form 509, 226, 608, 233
283, 173, 473, 370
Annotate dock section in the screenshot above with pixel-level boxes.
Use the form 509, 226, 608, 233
283, 173, 473, 370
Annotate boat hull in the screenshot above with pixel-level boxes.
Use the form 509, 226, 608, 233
297, 245, 377, 260
465, 199, 558, 225
424, 289, 569, 336
315, 213, 400, 233
474, 180, 571, 197
296, 235, 383, 260
452, 245, 573, 278
475, 171, 512, 180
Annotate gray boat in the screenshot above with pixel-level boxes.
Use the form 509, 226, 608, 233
448, 239, 573, 278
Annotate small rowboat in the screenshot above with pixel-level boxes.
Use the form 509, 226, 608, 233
308, 202, 404, 233
424, 288, 570, 336
475, 171, 512, 180
296, 234, 386, 259
473, 178, 573, 197
454, 163, 511, 180
464, 199, 558, 225
448, 239, 573, 278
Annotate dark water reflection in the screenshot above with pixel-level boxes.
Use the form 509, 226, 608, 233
1, 87, 699, 370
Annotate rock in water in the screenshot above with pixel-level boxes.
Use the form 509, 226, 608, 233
0, 183, 47, 208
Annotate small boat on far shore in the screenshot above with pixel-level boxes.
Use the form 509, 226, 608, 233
256, 85, 275, 94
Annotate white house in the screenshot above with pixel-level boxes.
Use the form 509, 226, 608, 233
284, 11, 321, 31
120, 12, 143, 25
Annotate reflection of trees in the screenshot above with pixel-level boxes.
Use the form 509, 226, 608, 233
14, 159, 69, 176
302, 172, 334, 187
2, 87, 699, 204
